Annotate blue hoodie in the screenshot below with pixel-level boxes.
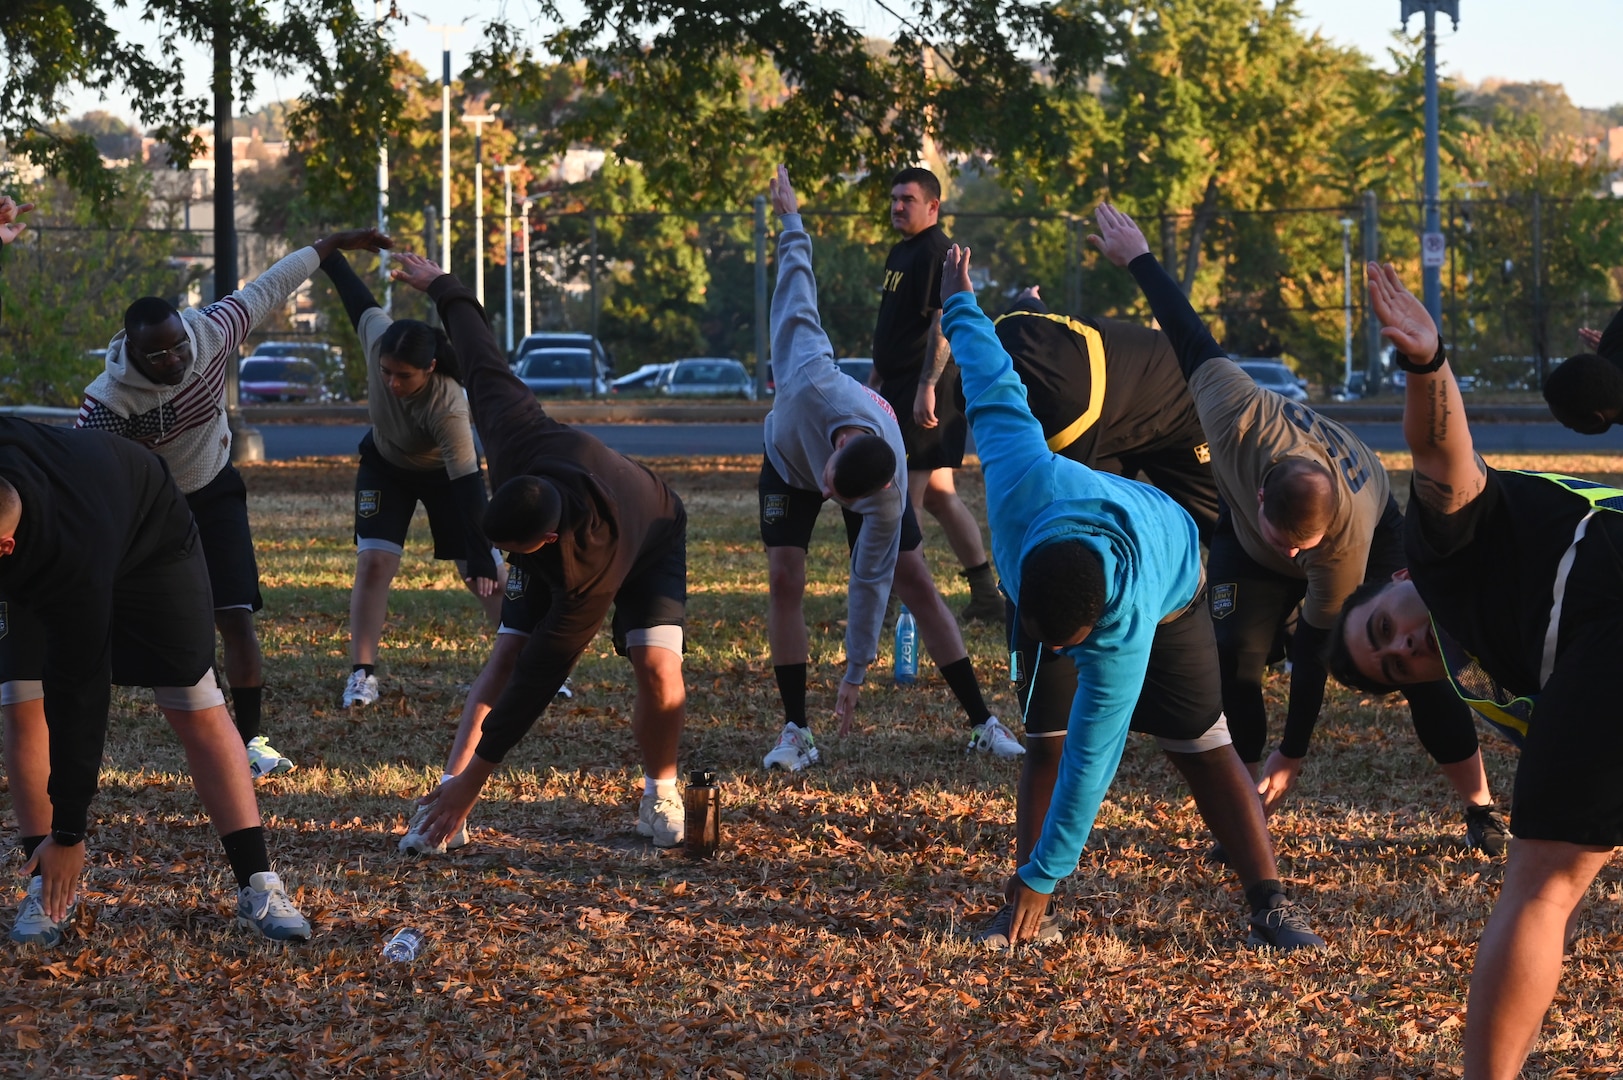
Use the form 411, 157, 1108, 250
940, 291, 1203, 895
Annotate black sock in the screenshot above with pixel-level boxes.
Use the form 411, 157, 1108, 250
964, 561, 991, 575
939, 657, 992, 726
219, 827, 270, 889
774, 663, 808, 728
230, 686, 263, 744
20, 835, 45, 879
353, 663, 375, 677
1244, 878, 1286, 915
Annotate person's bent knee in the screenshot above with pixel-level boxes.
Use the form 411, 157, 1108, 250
153, 669, 227, 712
766, 549, 807, 597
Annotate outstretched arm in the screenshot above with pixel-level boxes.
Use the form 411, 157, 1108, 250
768, 165, 837, 390
319, 251, 382, 332
1367, 261, 1484, 514
1089, 204, 1226, 380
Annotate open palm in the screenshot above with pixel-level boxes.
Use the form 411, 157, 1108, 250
1367, 261, 1438, 362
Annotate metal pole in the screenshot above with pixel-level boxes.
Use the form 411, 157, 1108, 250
1362, 189, 1383, 392
499, 165, 517, 353
1340, 217, 1354, 390
423, 204, 438, 326
754, 195, 769, 398
462, 114, 495, 308
1533, 188, 1546, 386
520, 199, 532, 340
212, 7, 262, 462
375, 0, 390, 313
589, 213, 599, 394
426, 24, 464, 271
1402, 1, 1459, 330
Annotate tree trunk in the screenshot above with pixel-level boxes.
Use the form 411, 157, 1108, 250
1178, 174, 1220, 295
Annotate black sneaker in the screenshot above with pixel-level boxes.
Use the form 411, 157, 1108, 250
1246, 896, 1325, 951
971, 902, 1063, 948
1464, 804, 1509, 857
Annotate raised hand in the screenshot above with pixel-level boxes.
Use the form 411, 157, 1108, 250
1367, 261, 1439, 363
1579, 327, 1603, 351
0, 196, 34, 246
942, 243, 973, 300
313, 228, 393, 261
768, 164, 799, 217
390, 251, 447, 293
1086, 203, 1151, 268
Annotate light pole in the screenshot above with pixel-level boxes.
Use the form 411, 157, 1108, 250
425, 21, 465, 271
462, 112, 496, 307
1340, 217, 1355, 391
519, 197, 534, 340
498, 164, 520, 353
1401, 0, 1459, 331
374, 0, 391, 312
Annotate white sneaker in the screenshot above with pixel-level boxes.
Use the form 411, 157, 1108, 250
763, 722, 820, 771
967, 716, 1025, 758
235, 871, 311, 942
245, 735, 295, 781
8, 875, 75, 947
636, 790, 684, 847
556, 678, 575, 701
342, 670, 379, 707
398, 801, 470, 855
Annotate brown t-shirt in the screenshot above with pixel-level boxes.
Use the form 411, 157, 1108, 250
1190, 358, 1390, 628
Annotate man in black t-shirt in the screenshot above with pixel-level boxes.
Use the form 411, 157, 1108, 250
872, 167, 1002, 622
1326, 262, 1623, 1079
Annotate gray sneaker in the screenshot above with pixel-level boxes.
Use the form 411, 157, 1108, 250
636, 790, 685, 848
9, 875, 75, 947
398, 802, 470, 855
972, 901, 1063, 948
236, 872, 312, 942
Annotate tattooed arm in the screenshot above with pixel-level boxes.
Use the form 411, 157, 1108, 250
1366, 261, 1485, 514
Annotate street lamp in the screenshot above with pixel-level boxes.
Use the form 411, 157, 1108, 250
1401, 0, 1460, 331
498, 164, 521, 353
374, 0, 391, 312
1340, 217, 1355, 391
519, 197, 534, 340
424, 20, 466, 272
462, 112, 497, 307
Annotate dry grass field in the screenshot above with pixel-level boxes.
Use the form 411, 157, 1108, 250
2, 450, 1622, 1078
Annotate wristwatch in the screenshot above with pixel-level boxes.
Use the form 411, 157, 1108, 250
1394, 342, 1449, 375
50, 829, 85, 847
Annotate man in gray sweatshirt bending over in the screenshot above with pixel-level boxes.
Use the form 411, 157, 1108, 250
759, 166, 1018, 771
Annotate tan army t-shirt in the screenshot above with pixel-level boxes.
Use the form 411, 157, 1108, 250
359, 307, 481, 480
1190, 358, 1391, 630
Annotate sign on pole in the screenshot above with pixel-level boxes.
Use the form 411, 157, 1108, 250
1421, 231, 1446, 268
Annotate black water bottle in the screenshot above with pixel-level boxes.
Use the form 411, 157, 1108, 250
683, 771, 720, 859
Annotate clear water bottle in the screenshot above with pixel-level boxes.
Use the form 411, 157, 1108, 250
894, 603, 918, 685
683, 770, 721, 859
382, 928, 426, 962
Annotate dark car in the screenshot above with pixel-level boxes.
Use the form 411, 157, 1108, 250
252, 341, 346, 398
513, 332, 613, 380
657, 358, 757, 400
238, 357, 331, 403
835, 357, 875, 386
1234, 358, 1310, 403
516, 348, 609, 397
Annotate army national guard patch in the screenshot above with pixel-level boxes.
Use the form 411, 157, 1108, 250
1209, 582, 1236, 620
763, 494, 788, 524
356, 489, 381, 518
504, 566, 527, 601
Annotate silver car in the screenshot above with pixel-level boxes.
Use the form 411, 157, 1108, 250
657, 358, 757, 400
516, 348, 608, 397
1234, 358, 1309, 403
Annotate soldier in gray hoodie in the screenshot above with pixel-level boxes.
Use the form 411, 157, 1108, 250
759, 167, 1019, 771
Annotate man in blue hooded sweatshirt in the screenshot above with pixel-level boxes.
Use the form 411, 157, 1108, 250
938, 240, 1322, 950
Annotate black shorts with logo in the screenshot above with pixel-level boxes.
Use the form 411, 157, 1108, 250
187, 463, 263, 611
879, 363, 968, 472
757, 454, 923, 554
353, 431, 473, 561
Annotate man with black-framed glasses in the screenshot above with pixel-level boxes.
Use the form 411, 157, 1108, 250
72, 228, 387, 781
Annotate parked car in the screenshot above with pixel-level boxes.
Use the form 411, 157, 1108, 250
515, 348, 609, 397
238, 357, 331, 403
252, 341, 346, 398
1331, 371, 1367, 402
657, 358, 757, 400
513, 332, 613, 380
610, 363, 674, 396
835, 357, 875, 385
1233, 358, 1310, 403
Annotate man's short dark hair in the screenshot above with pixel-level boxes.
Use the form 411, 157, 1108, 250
1017, 540, 1106, 644
1261, 459, 1337, 545
0, 476, 19, 536
1322, 578, 1403, 693
831, 434, 895, 501
890, 167, 941, 202
483, 476, 563, 545
124, 296, 180, 337
1544, 354, 1623, 426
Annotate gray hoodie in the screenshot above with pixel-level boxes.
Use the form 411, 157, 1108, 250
762, 213, 909, 684
77, 247, 320, 493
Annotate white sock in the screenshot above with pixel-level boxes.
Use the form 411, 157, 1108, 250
644, 776, 678, 797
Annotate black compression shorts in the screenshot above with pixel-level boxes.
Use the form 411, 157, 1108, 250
757, 454, 923, 554
879, 363, 968, 472
187, 463, 263, 611
353, 431, 475, 562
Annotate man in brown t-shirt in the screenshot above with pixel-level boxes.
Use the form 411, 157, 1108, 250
1088, 204, 1504, 851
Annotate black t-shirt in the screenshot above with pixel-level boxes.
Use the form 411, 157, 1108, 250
872, 224, 951, 384
1407, 467, 1623, 700
992, 297, 1205, 464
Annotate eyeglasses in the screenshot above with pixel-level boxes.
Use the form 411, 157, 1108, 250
141, 341, 190, 363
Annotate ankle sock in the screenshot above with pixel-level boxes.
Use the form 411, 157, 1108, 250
230, 685, 263, 743
219, 826, 270, 890
774, 663, 808, 728
1244, 878, 1287, 915
20, 835, 45, 879
644, 776, 678, 798
939, 656, 992, 726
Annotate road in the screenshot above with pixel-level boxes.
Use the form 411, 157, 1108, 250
256, 420, 1619, 461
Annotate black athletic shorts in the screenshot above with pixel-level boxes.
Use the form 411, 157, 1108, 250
187, 463, 263, 611
757, 454, 924, 554
1007, 593, 1223, 741
879, 363, 968, 472
499, 514, 688, 657
0, 539, 216, 688
354, 431, 473, 561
